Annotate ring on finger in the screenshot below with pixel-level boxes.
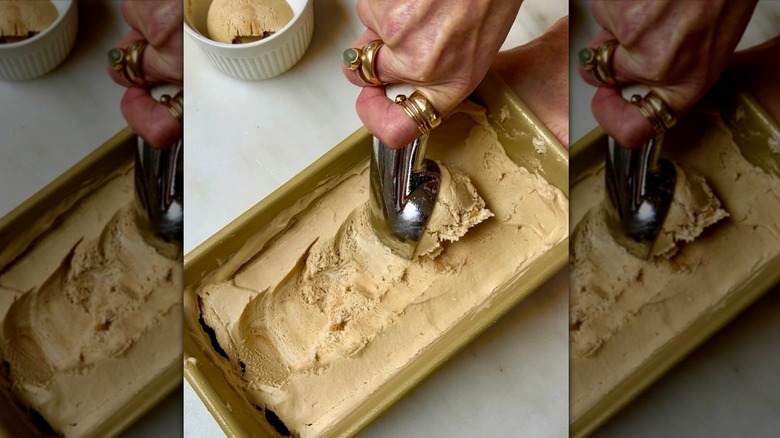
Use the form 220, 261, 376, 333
394, 90, 441, 135
594, 40, 619, 86
359, 39, 385, 86
578, 40, 618, 86
630, 91, 676, 135
123, 40, 149, 87
160, 91, 183, 123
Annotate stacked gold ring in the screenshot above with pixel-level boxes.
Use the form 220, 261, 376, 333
358, 40, 384, 86
630, 91, 677, 135
579, 40, 618, 86
394, 90, 441, 135
342, 40, 385, 86
160, 91, 183, 123
108, 40, 149, 86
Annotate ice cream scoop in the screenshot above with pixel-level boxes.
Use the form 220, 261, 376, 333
369, 84, 441, 259
604, 86, 676, 259
132, 88, 183, 259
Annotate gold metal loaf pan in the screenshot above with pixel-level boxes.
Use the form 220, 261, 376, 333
183, 70, 569, 437
570, 80, 780, 437
0, 129, 181, 438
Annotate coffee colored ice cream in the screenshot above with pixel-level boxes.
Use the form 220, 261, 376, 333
0, 0, 57, 44
570, 107, 780, 422
192, 102, 569, 437
0, 166, 182, 436
207, 0, 294, 44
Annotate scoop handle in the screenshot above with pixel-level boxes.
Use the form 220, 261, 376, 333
133, 85, 184, 254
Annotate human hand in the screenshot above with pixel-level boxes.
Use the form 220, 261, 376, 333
494, 16, 569, 148
343, 0, 524, 149
577, 0, 757, 148
107, 0, 183, 148
728, 35, 780, 124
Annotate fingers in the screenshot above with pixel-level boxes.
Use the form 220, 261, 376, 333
576, 29, 641, 88
106, 29, 180, 88
120, 87, 182, 149
340, 29, 400, 88
494, 16, 570, 149
591, 86, 655, 149
355, 86, 420, 149
343, 28, 448, 148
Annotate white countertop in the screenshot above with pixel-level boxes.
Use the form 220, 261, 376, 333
183, 0, 569, 436
571, 1, 780, 436
0, 1, 180, 436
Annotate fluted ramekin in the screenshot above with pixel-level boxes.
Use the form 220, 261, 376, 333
185, 0, 313, 81
0, 0, 79, 81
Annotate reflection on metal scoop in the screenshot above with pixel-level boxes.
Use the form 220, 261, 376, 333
369, 134, 440, 259
368, 84, 441, 259
604, 134, 675, 259
132, 135, 183, 259
604, 85, 676, 260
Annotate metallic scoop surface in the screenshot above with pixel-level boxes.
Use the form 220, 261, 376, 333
604, 85, 676, 259
604, 134, 675, 259
368, 84, 441, 259
133, 136, 183, 259
131, 86, 183, 259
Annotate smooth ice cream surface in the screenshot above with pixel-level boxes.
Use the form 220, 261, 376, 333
570, 107, 780, 420
193, 102, 568, 437
0, 0, 57, 43
206, 0, 293, 44
0, 166, 182, 436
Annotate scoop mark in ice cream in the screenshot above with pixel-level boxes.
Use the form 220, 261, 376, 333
206, 0, 294, 44
0, 0, 57, 44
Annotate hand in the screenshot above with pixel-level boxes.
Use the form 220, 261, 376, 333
106, 0, 183, 148
343, 0, 524, 149
728, 35, 780, 124
577, 0, 757, 148
493, 16, 569, 148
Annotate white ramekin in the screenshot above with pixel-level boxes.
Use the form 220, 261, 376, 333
184, 0, 314, 81
0, 0, 79, 81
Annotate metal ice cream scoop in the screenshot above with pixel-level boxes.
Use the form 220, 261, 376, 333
132, 87, 183, 259
604, 86, 676, 259
369, 84, 441, 259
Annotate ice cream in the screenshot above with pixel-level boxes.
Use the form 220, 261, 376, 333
191, 102, 569, 437
0, 0, 57, 44
570, 107, 780, 421
0, 165, 182, 436
206, 0, 294, 44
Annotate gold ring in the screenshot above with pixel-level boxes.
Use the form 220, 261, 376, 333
579, 40, 618, 86
359, 39, 385, 86
630, 91, 676, 135
160, 91, 183, 123
123, 40, 149, 86
394, 90, 441, 135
